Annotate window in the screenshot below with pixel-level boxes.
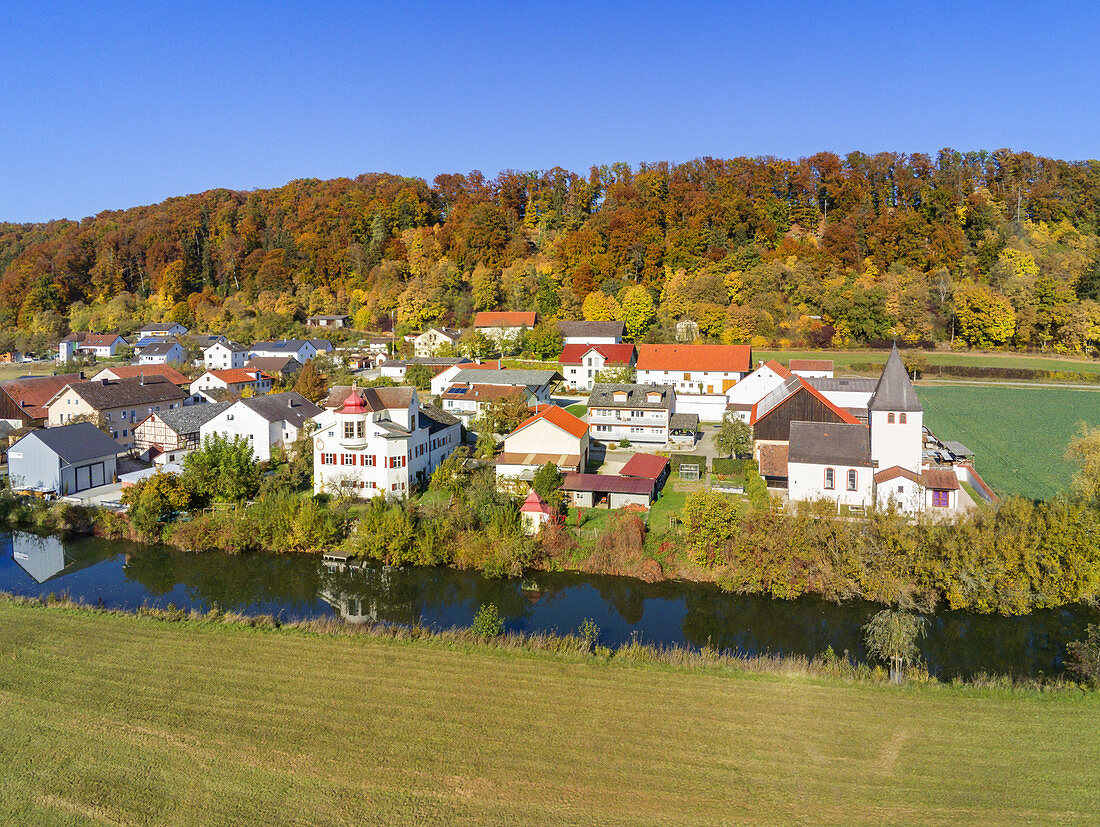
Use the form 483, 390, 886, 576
363, 455, 376, 466
900, 413, 907, 424
824, 468, 834, 490
847, 469, 857, 491
356, 420, 365, 438
887, 413, 895, 423
344, 422, 355, 439
897, 485, 904, 494
343, 454, 356, 466
932, 490, 950, 507
683, 372, 690, 381
322, 453, 336, 465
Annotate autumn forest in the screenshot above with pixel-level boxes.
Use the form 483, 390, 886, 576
3, 149, 1100, 351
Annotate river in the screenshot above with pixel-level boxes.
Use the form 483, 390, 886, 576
1, 530, 1095, 679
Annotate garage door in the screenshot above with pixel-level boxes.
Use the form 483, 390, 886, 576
75, 465, 92, 491
90, 462, 105, 488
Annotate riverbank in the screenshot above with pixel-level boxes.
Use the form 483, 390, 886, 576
0, 596, 1096, 823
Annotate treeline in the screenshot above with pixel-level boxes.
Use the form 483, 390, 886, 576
3, 150, 1100, 351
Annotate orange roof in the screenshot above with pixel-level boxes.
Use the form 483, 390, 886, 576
764, 359, 792, 378
510, 404, 588, 440
95, 365, 190, 386
636, 344, 752, 373
77, 333, 125, 348
749, 376, 859, 426
619, 453, 670, 480
474, 311, 537, 328
874, 465, 922, 485
558, 343, 635, 366
206, 369, 270, 384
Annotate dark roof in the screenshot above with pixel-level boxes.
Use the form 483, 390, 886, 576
138, 341, 181, 356
239, 392, 322, 428
787, 421, 872, 467
93, 365, 190, 386
868, 346, 922, 412
587, 383, 674, 410
1, 373, 85, 421
669, 413, 699, 431
138, 323, 185, 332
307, 315, 350, 321
944, 440, 973, 458
244, 356, 302, 374
149, 401, 233, 435
307, 339, 333, 350
557, 320, 625, 339
64, 376, 188, 410
252, 339, 311, 352
562, 473, 654, 495
758, 443, 789, 478
418, 404, 461, 433
20, 422, 119, 464
451, 368, 562, 387
619, 453, 669, 480
922, 467, 960, 491
382, 356, 472, 368
806, 377, 877, 393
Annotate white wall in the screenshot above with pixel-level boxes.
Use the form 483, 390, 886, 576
789, 461, 873, 507
672, 393, 728, 423
200, 404, 280, 461
725, 365, 786, 406
430, 365, 464, 396
875, 477, 924, 514
637, 368, 745, 394
869, 410, 923, 472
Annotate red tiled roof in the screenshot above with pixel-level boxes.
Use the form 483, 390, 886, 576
441, 384, 524, 402
0, 373, 85, 421
206, 369, 271, 384
510, 404, 588, 440
749, 376, 859, 426
558, 343, 636, 366
789, 359, 834, 371
94, 365, 190, 386
77, 333, 125, 348
874, 465, 922, 485
921, 468, 960, 491
636, 344, 752, 372
619, 453, 670, 480
474, 311, 537, 328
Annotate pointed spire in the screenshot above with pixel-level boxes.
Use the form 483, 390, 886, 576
869, 345, 922, 412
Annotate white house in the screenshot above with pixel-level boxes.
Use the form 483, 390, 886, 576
439, 367, 561, 425
312, 386, 462, 498
249, 339, 324, 364
556, 320, 624, 345
381, 356, 472, 382
789, 359, 834, 379
636, 344, 752, 395
306, 315, 351, 328
137, 322, 188, 338
200, 391, 322, 462
724, 360, 791, 422
495, 405, 590, 484
429, 362, 477, 397
62, 333, 127, 359
414, 327, 462, 357
559, 343, 636, 391
805, 377, 877, 421
586, 384, 675, 445
189, 369, 273, 401
204, 340, 249, 370
787, 421, 874, 509
137, 341, 185, 365
867, 348, 923, 473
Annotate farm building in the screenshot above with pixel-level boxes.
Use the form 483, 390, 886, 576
8, 423, 120, 496
619, 453, 670, 490
561, 473, 656, 510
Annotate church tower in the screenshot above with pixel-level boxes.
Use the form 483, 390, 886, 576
868, 346, 923, 472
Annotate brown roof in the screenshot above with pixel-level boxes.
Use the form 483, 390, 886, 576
921, 467, 960, 491
441, 384, 525, 403
874, 465, 922, 485
93, 365, 190, 387
325, 385, 417, 412
636, 344, 752, 373
789, 359, 834, 371
60, 376, 188, 411
474, 311, 537, 328
244, 356, 301, 375
757, 444, 789, 478
77, 333, 125, 348
1, 373, 85, 422
496, 452, 583, 469
562, 473, 654, 496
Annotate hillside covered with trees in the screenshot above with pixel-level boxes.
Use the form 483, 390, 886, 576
3, 149, 1100, 352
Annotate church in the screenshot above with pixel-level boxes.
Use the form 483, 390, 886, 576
783, 346, 960, 514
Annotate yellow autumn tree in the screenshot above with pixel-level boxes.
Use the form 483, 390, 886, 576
582, 291, 621, 321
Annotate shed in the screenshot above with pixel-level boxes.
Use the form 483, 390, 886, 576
8, 423, 120, 496
561, 473, 655, 510
619, 453, 670, 490
519, 490, 556, 535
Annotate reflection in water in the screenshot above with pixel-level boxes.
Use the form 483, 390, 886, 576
1, 531, 1097, 679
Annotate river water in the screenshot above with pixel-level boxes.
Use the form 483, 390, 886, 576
1, 530, 1095, 679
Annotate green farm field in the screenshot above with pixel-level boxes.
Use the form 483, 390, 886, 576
916, 384, 1100, 500
758, 348, 1100, 375
0, 600, 1097, 824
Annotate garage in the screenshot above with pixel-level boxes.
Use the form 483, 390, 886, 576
75, 465, 92, 491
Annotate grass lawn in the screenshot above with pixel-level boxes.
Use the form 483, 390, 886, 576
0, 601, 1097, 824
917, 384, 1100, 500
758, 348, 1100, 375
565, 403, 587, 416
0, 363, 55, 381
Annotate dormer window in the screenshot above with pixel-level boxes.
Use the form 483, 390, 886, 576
612, 391, 627, 403
646, 392, 661, 404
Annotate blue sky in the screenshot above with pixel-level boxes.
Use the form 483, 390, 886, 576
1, 1, 1097, 222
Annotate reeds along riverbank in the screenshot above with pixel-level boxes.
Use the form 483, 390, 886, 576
2, 592, 1090, 695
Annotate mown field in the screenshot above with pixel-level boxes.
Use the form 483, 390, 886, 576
0, 601, 1097, 824
758, 348, 1100, 375
917, 385, 1100, 500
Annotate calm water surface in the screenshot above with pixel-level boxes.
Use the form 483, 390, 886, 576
1, 531, 1095, 679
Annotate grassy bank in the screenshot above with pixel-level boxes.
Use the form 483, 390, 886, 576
0, 598, 1097, 824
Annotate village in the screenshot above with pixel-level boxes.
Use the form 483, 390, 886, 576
0, 312, 993, 533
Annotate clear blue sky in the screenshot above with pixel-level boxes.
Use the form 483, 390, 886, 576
1, 1, 1097, 222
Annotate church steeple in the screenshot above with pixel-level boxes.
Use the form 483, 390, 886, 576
869, 345, 922, 413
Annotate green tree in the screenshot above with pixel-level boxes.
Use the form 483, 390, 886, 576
715, 413, 753, 458
582, 292, 620, 321
183, 433, 261, 503
1066, 425, 1100, 509
953, 281, 1016, 348
531, 462, 564, 512
405, 362, 433, 390
430, 446, 471, 496
121, 471, 192, 541
482, 390, 531, 434
523, 322, 563, 360
863, 610, 927, 684
293, 359, 328, 403
620, 285, 656, 338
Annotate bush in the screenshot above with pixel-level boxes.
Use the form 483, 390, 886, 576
1067, 624, 1100, 688
471, 603, 504, 638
